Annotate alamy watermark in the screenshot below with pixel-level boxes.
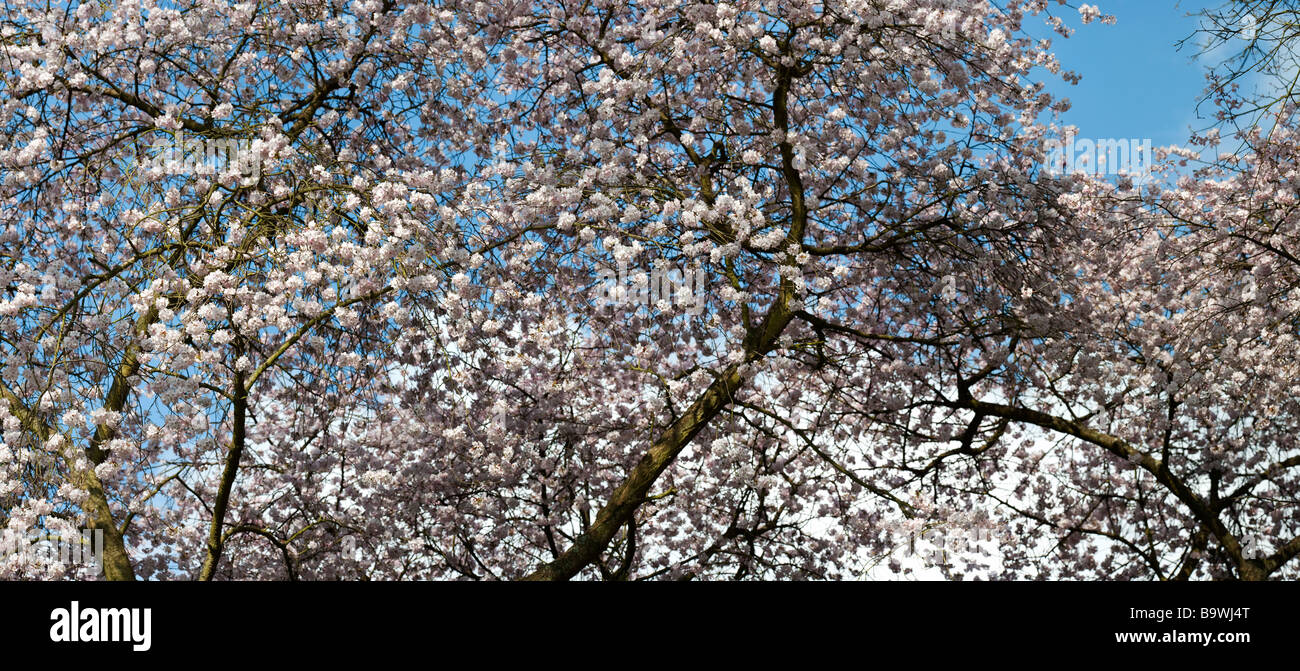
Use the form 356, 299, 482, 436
1, 527, 104, 575
906, 520, 1004, 569
594, 259, 707, 315
50, 601, 152, 652
1045, 134, 1153, 178
138, 131, 262, 181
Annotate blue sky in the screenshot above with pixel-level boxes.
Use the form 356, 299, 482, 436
1034, 1, 1225, 149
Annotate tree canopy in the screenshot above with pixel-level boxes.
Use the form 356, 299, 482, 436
2, 0, 1298, 581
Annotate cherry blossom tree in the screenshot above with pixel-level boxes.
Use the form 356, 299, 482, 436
880, 121, 1300, 580
869, 1, 1300, 581
1, 0, 480, 579
218, 0, 1092, 581
1185, 0, 1300, 128
16, 0, 1294, 582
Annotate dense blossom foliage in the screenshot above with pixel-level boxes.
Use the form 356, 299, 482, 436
1, 0, 1296, 581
